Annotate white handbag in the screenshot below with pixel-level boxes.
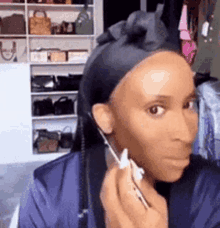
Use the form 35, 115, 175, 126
0, 39, 27, 63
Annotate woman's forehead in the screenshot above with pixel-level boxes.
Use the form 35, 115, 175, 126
110, 51, 194, 101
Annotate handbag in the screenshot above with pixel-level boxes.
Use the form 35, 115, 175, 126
29, 10, 51, 35
60, 21, 75, 34
54, 96, 74, 115
72, 0, 92, 3
35, 129, 60, 153
0, 14, 25, 34
12, 0, 25, 2
60, 126, 73, 148
75, 1, 93, 35
0, 39, 27, 63
33, 98, 54, 116
31, 75, 56, 92
30, 49, 48, 62
68, 50, 88, 63
56, 74, 82, 91
48, 50, 66, 62
53, 0, 65, 3
28, 0, 46, 3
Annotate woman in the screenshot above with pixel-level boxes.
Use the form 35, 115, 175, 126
18, 11, 220, 227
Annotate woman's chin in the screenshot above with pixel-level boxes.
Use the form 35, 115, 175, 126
162, 169, 186, 183
155, 167, 187, 183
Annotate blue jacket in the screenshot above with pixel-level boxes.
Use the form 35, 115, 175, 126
18, 143, 220, 228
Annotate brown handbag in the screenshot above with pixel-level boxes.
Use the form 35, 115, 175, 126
35, 129, 60, 153
29, 10, 51, 35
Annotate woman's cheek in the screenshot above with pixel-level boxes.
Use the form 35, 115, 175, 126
186, 111, 199, 140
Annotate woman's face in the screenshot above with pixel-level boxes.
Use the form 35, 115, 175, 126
108, 51, 198, 183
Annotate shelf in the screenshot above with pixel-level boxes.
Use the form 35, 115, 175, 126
30, 61, 87, 65
28, 34, 95, 38
31, 91, 78, 95
0, 35, 94, 39
0, 3, 25, 10
0, 35, 26, 38
0, 0, 102, 159
27, 3, 94, 11
33, 147, 71, 155
32, 114, 78, 120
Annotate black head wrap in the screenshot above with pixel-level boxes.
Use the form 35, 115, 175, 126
72, 10, 179, 151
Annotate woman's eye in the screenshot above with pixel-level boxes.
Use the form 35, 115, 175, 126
148, 106, 165, 116
184, 100, 198, 111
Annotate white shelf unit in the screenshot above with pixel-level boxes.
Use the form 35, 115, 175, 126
31, 90, 78, 95
0, 0, 103, 160
32, 114, 78, 120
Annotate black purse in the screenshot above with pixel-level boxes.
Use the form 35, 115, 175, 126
12, 0, 25, 3
31, 75, 56, 92
60, 126, 74, 148
33, 98, 54, 116
56, 74, 82, 91
54, 96, 74, 115
53, 0, 65, 3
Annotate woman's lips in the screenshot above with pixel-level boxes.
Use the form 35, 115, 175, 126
165, 156, 190, 169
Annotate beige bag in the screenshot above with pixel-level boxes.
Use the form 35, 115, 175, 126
49, 50, 66, 62
29, 10, 51, 35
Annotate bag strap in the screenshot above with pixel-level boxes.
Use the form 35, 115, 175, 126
57, 96, 69, 102
76, 0, 90, 25
83, 0, 88, 10
0, 41, 16, 61
33, 10, 47, 18
62, 126, 72, 133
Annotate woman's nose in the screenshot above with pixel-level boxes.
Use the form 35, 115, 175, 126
171, 112, 198, 144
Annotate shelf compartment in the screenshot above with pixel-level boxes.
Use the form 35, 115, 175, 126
31, 91, 78, 96
32, 114, 78, 120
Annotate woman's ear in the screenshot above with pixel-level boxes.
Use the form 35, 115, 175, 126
92, 103, 114, 135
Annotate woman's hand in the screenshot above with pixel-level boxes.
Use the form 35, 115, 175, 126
100, 151, 168, 228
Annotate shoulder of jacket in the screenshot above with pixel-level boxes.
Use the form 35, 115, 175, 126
34, 151, 80, 178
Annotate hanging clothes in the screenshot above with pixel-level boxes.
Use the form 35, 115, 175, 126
193, 80, 220, 166
179, 4, 197, 64
192, 0, 220, 80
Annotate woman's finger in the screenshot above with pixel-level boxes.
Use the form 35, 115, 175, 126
116, 161, 168, 228
100, 162, 134, 227
116, 163, 151, 227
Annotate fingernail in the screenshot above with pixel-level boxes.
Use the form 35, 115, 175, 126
130, 159, 145, 180
136, 168, 145, 180
119, 148, 129, 169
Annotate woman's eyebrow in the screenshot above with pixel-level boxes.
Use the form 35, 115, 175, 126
185, 90, 197, 99
148, 90, 197, 101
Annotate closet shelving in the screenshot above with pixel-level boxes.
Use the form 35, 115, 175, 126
0, 0, 103, 157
